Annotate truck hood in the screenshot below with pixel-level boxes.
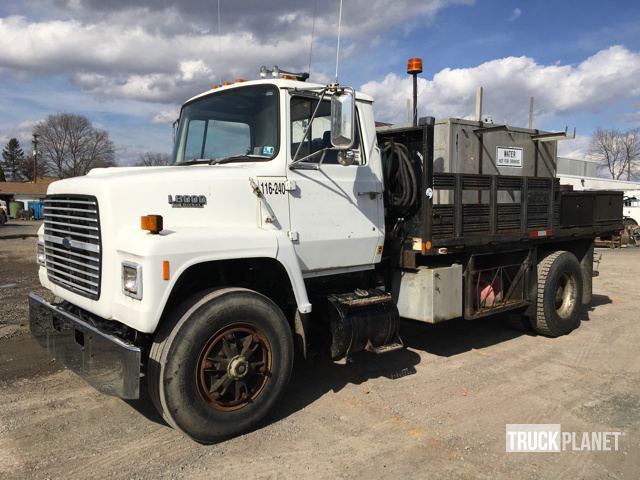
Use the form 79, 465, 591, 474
39, 162, 294, 333
47, 163, 267, 232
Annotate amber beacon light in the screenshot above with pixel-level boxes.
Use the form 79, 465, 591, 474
141, 215, 163, 234
407, 57, 423, 127
407, 57, 423, 74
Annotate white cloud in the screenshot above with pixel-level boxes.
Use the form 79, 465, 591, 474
508, 8, 522, 21
0, 1, 470, 104
179, 60, 211, 82
0, 15, 326, 102
152, 109, 180, 124
361, 46, 640, 128
557, 134, 592, 160
40, 1, 473, 40
0, 119, 40, 152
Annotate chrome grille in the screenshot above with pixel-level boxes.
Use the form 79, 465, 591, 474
43, 195, 101, 299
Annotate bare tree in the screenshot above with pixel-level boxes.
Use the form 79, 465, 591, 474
136, 152, 171, 167
590, 128, 640, 180
621, 129, 640, 180
34, 113, 115, 178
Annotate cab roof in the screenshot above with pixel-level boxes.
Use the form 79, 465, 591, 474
184, 78, 374, 106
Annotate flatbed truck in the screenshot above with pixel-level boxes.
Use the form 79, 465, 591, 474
29, 69, 622, 443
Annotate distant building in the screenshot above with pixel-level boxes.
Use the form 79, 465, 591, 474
557, 157, 640, 195
0, 177, 58, 206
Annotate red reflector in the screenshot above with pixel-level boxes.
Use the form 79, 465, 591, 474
529, 229, 553, 238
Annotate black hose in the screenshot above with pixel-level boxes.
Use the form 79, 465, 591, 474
381, 141, 418, 216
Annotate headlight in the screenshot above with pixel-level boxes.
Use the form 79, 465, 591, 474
36, 242, 45, 266
122, 262, 143, 299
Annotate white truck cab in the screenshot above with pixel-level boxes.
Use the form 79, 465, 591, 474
36, 79, 383, 333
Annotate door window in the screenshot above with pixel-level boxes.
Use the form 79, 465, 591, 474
290, 96, 364, 165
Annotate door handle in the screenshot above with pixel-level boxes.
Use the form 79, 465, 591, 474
357, 191, 382, 199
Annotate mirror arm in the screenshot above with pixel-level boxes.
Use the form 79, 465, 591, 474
291, 87, 328, 165
289, 148, 329, 170
316, 149, 328, 168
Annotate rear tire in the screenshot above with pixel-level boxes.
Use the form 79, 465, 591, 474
533, 251, 583, 337
147, 288, 293, 443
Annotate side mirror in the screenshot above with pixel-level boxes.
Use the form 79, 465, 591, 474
172, 118, 179, 144
330, 88, 355, 149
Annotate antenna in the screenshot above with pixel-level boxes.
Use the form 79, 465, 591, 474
308, 0, 318, 75
334, 0, 344, 83
217, 0, 221, 49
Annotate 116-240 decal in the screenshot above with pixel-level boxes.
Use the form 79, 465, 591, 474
260, 181, 286, 195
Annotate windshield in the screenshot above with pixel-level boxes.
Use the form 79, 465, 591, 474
173, 84, 279, 165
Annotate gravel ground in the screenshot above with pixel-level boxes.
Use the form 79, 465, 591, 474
0, 232, 639, 479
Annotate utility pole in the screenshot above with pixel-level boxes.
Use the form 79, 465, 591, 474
475, 86, 483, 122
32, 133, 39, 183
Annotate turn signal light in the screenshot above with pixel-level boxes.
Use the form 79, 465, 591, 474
141, 215, 163, 234
162, 260, 170, 280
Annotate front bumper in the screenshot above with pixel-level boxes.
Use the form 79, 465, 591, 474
28, 293, 141, 399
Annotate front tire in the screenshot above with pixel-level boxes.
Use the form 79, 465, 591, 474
533, 251, 583, 337
148, 288, 294, 443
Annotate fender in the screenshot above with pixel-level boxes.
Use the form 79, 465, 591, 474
113, 227, 311, 333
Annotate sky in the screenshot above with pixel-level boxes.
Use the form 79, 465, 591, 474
0, 0, 639, 165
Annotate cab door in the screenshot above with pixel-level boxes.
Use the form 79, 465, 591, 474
286, 95, 384, 274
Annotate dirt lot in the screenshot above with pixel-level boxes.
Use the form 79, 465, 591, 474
1, 226, 639, 479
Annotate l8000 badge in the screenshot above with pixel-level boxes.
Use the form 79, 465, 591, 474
168, 194, 207, 208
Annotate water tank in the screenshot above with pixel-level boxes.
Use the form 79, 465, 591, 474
433, 118, 556, 177
433, 118, 558, 204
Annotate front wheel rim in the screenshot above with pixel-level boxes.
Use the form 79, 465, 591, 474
195, 323, 272, 412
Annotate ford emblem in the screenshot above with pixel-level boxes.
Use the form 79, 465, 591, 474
62, 237, 72, 249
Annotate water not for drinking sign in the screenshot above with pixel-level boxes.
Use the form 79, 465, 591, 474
496, 146, 523, 168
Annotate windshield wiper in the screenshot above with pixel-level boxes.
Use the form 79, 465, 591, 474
210, 154, 268, 165
178, 154, 268, 166
179, 158, 214, 165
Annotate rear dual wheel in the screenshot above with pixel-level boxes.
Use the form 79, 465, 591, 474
533, 251, 583, 337
148, 288, 293, 443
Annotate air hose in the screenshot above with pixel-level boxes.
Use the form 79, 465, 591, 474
381, 141, 419, 216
